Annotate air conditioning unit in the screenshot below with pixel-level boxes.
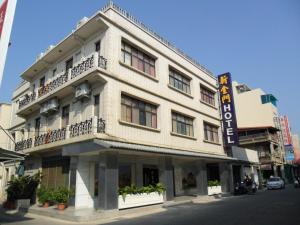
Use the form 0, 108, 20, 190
40, 102, 49, 116
47, 98, 59, 114
75, 82, 91, 100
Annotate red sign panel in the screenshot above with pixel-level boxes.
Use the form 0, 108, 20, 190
0, 0, 8, 38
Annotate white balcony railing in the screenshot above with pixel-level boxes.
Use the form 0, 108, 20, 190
15, 117, 105, 152
18, 53, 107, 110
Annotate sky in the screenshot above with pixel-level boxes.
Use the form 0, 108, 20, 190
1, 0, 300, 134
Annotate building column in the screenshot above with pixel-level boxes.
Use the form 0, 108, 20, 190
69, 156, 78, 206
159, 156, 174, 201
74, 156, 94, 209
273, 164, 278, 177
135, 157, 143, 188
98, 151, 119, 210
195, 160, 208, 195
219, 162, 234, 193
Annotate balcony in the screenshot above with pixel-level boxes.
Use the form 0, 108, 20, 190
238, 132, 279, 145
15, 117, 105, 152
17, 53, 107, 117
259, 151, 282, 164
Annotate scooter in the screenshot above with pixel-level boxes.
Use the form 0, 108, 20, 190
234, 181, 248, 195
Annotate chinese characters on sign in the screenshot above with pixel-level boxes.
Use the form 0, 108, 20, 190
218, 73, 239, 146
0, 0, 8, 39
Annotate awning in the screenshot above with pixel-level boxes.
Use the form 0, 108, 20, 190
0, 148, 26, 163
63, 139, 236, 161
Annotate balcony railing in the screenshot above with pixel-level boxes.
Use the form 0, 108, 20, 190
239, 132, 279, 144
15, 117, 105, 151
18, 53, 107, 110
69, 118, 93, 138
15, 138, 32, 151
34, 128, 67, 147
38, 72, 68, 98
19, 92, 36, 109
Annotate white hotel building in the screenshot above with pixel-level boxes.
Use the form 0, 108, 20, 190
11, 2, 234, 210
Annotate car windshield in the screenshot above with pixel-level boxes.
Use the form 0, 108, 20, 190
269, 178, 280, 182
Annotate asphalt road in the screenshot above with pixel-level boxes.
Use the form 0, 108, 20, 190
1, 185, 300, 225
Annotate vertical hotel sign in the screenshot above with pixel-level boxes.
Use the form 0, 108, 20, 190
218, 73, 239, 146
0, 0, 17, 87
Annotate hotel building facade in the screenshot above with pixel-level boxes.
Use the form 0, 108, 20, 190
11, 2, 234, 211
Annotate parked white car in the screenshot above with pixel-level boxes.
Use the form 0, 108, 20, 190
266, 177, 285, 190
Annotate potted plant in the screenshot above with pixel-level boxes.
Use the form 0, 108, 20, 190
53, 186, 74, 210
118, 183, 166, 209
207, 180, 222, 195
5, 173, 40, 209
37, 185, 53, 208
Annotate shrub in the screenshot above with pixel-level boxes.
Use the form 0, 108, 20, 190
37, 185, 54, 204
52, 186, 74, 204
207, 180, 221, 187
118, 183, 166, 199
6, 173, 41, 202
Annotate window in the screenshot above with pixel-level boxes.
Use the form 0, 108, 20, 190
121, 95, 157, 128
121, 42, 155, 77
35, 117, 41, 136
169, 69, 191, 94
52, 68, 57, 77
94, 94, 100, 117
172, 112, 194, 136
200, 85, 215, 106
62, 105, 70, 128
95, 41, 101, 52
204, 122, 219, 143
39, 77, 45, 87
119, 165, 132, 188
65, 58, 73, 71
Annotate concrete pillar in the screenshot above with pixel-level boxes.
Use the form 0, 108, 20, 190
69, 156, 78, 206
219, 163, 234, 193
75, 156, 94, 209
135, 160, 143, 188
98, 151, 119, 210
196, 161, 208, 195
273, 165, 278, 177
159, 156, 174, 201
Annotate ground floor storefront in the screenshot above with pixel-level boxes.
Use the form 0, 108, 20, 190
260, 163, 285, 181
24, 140, 234, 211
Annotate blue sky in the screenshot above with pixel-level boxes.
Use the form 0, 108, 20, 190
1, 0, 300, 134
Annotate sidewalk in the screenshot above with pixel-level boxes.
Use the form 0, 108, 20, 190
0, 195, 222, 223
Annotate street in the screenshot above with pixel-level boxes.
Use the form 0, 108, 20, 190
1, 186, 300, 225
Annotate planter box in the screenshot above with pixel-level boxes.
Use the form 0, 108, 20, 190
207, 185, 222, 195
119, 192, 164, 209
16, 199, 31, 209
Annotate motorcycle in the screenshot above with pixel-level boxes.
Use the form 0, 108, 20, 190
234, 181, 248, 195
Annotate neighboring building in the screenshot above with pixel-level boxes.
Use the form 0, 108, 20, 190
231, 146, 260, 185
232, 81, 285, 180
0, 103, 12, 150
10, 2, 233, 211
291, 134, 300, 178
0, 99, 26, 200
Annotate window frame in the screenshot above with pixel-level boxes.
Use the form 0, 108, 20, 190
200, 84, 216, 106
171, 111, 194, 137
121, 94, 158, 129
203, 122, 219, 143
169, 68, 191, 95
121, 41, 156, 77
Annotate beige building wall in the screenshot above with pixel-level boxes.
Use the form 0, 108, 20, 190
13, 6, 225, 156
232, 81, 279, 128
0, 103, 12, 150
